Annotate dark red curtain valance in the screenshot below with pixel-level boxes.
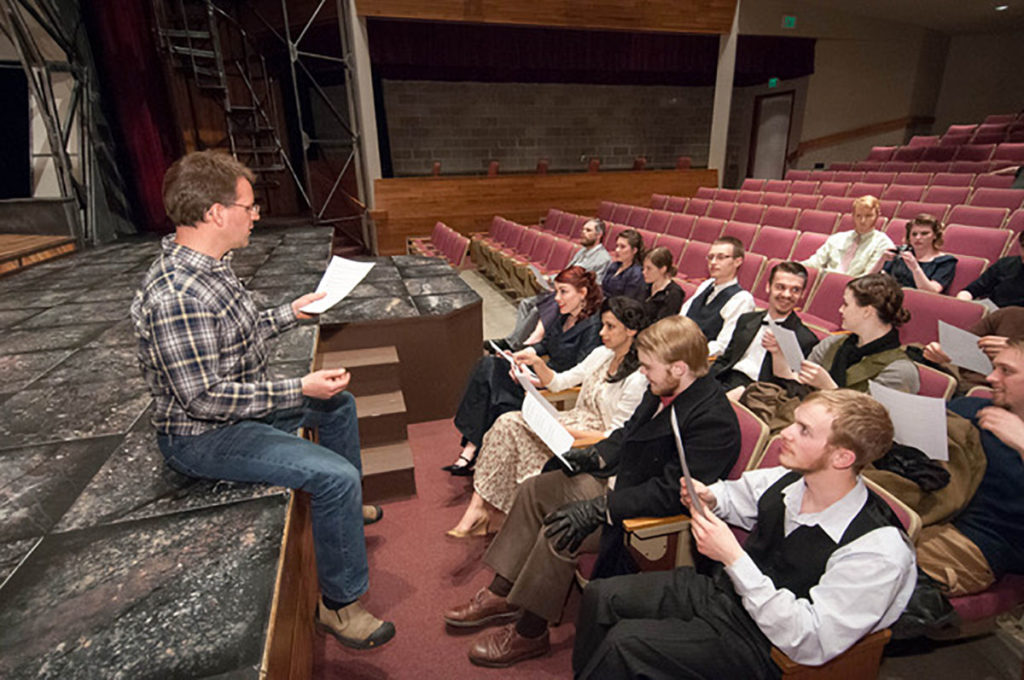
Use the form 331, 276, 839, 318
367, 19, 814, 87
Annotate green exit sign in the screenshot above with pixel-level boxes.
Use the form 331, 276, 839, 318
782, 15, 797, 29
769, 77, 779, 88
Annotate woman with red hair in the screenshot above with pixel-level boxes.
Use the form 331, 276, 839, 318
443, 266, 603, 476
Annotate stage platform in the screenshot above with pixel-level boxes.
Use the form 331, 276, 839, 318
0, 228, 480, 678
0, 233, 76, 276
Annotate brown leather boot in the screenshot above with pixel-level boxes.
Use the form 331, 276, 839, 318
315, 599, 395, 650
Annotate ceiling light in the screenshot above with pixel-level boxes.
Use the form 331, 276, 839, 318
996, 5, 1009, 10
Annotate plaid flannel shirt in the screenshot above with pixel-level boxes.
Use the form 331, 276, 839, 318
131, 235, 304, 435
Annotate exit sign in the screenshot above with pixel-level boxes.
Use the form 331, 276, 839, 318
782, 15, 797, 29
769, 77, 779, 88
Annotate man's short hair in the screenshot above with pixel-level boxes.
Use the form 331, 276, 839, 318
634, 315, 709, 378
588, 218, 606, 237
802, 389, 894, 472
769, 260, 808, 286
713, 235, 745, 258
852, 195, 881, 213
1008, 337, 1024, 354
163, 151, 255, 227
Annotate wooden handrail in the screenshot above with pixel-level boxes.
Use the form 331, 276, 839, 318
788, 115, 935, 162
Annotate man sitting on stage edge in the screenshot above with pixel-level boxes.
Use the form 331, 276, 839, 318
443, 315, 739, 668
131, 151, 394, 650
574, 389, 916, 679
916, 337, 1024, 595
679, 235, 755, 357
710, 261, 819, 400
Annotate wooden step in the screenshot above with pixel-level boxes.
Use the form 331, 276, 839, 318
361, 440, 416, 503
318, 346, 400, 397
354, 390, 407, 448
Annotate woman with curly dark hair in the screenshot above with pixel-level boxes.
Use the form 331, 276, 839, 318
443, 266, 604, 476
446, 297, 649, 537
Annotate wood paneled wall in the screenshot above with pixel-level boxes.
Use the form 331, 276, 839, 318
371, 168, 717, 254
355, 0, 737, 35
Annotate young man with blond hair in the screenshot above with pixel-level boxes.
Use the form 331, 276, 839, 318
574, 389, 916, 679
442, 315, 739, 668
803, 195, 895, 277
131, 151, 394, 650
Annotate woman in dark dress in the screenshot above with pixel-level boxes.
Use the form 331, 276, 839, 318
601, 228, 646, 300
443, 266, 603, 475
641, 246, 685, 321
873, 213, 957, 294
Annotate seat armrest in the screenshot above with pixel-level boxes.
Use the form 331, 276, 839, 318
622, 514, 691, 539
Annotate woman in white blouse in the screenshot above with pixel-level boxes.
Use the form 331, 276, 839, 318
446, 297, 650, 537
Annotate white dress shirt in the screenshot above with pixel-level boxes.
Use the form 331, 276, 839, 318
802, 229, 895, 277
678, 277, 755, 356
707, 467, 917, 666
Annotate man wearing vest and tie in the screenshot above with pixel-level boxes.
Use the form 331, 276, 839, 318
573, 389, 916, 680
710, 261, 820, 400
679, 236, 755, 356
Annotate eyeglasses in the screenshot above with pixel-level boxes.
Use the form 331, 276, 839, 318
229, 202, 261, 217
706, 253, 737, 261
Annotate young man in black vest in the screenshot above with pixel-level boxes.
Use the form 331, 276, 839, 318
679, 235, 755, 357
574, 389, 916, 679
710, 261, 820, 400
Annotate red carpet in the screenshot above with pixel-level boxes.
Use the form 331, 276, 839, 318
313, 419, 578, 679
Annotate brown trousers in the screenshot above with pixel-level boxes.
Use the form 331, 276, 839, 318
916, 523, 995, 597
483, 470, 605, 623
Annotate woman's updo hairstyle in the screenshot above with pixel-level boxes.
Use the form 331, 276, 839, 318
644, 246, 677, 277
846, 273, 911, 327
601, 296, 650, 383
554, 265, 603, 319
617, 228, 646, 267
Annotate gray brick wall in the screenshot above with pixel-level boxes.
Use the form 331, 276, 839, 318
381, 80, 714, 176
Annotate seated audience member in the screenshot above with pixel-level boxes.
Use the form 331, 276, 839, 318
803, 195, 895, 276
601, 228, 646, 301
916, 338, 1024, 595
489, 218, 611, 352
923, 306, 1024, 392
444, 266, 602, 475
442, 316, 740, 667
445, 297, 649, 537
641, 246, 685, 321
711, 261, 819, 400
871, 213, 957, 294
766, 273, 919, 394
679, 236, 755, 356
956, 230, 1024, 308
573, 390, 916, 679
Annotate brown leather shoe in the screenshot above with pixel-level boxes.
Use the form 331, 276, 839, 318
468, 623, 550, 668
443, 587, 521, 628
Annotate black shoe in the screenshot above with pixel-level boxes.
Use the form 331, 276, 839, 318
442, 451, 477, 475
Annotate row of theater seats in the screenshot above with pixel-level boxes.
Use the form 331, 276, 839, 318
407, 221, 470, 268
784, 169, 1016, 189
606, 197, 1022, 264
863, 141, 1024, 163
469, 216, 584, 297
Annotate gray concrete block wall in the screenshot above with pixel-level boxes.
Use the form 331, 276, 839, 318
381, 80, 714, 176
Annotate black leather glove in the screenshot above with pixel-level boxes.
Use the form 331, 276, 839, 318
559, 446, 604, 477
542, 495, 608, 553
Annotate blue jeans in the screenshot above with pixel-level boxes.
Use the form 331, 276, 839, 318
157, 392, 368, 603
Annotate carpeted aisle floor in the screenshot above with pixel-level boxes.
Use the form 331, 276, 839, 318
313, 418, 579, 679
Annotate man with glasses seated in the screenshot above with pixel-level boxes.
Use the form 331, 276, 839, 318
131, 151, 394, 651
679, 236, 755, 357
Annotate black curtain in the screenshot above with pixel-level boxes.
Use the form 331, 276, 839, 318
0, 65, 30, 200
366, 19, 815, 87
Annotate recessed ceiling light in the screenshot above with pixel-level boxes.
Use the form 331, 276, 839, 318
996, 5, 1009, 10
